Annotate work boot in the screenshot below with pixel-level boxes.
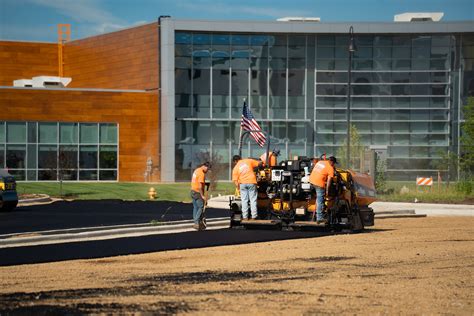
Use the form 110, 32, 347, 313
193, 223, 201, 231
199, 221, 206, 230
316, 219, 328, 225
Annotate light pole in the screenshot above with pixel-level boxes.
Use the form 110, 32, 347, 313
346, 26, 357, 169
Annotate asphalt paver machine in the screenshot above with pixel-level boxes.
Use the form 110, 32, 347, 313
229, 131, 376, 232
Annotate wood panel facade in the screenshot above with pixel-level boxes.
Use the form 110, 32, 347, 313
0, 41, 59, 86
63, 23, 159, 91
0, 88, 159, 182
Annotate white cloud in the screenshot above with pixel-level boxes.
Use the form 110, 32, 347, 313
176, 0, 308, 18
24, 0, 149, 37
28, 0, 122, 24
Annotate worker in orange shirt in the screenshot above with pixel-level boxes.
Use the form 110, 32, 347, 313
260, 148, 280, 167
191, 162, 210, 230
309, 156, 337, 223
232, 155, 261, 220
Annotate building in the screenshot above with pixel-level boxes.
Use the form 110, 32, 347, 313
1, 17, 473, 182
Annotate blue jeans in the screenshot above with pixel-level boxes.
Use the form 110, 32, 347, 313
191, 191, 204, 225
314, 185, 325, 221
240, 183, 258, 219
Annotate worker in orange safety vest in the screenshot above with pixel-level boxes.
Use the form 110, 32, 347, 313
260, 148, 280, 167
232, 155, 261, 220
309, 156, 337, 223
191, 161, 210, 230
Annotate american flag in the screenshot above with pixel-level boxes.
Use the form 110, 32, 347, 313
241, 101, 267, 147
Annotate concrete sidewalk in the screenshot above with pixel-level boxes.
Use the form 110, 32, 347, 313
207, 195, 474, 217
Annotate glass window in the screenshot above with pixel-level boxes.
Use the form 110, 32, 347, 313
175, 69, 192, 94
175, 32, 192, 44
212, 95, 230, 119
269, 96, 286, 120
193, 56, 211, 69
38, 145, 57, 170
79, 170, 97, 180
79, 145, 98, 168
0, 144, 4, 168
7, 122, 26, 143
317, 35, 334, 46
27, 144, 36, 168
288, 96, 305, 119
175, 45, 192, 58
6, 145, 26, 168
38, 123, 57, 143
175, 56, 192, 68
0, 122, 4, 143
194, 95, 211, 119
100, 124, 117, 144
27, 122, 37, 143
213, 33, 230, 45
80, 123, 98, 144
354, 47, 372, 59
27, 170, 37, 181
317, 47, 334, 58
59, 145, 78, 170
373, 47, 391, 58
99, 170, 116, 181
60, 123, 78, 144
391, 122, 409, 132
99, 145, 117, 169
316, 122, 333, 133
193, 33, 212, 45
231, 34, 249, 46
373, 134, 389, 145
10, 170, 25, 181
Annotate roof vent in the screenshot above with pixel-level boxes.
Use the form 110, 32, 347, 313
277, 17, 321, 22
394, 12, 444, 22
13, 76, 72, 88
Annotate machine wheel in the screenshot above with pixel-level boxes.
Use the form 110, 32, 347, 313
0, 199, 17, 212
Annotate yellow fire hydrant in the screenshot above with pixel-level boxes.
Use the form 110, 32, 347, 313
148, 187, 157, 200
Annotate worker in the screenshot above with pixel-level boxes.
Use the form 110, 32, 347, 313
260, 148, 280, 167
232, 155, 261, 220
309, 156, 337, 224
190, 161, 210, 230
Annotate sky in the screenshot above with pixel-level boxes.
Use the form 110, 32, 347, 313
0, 0, 473, 42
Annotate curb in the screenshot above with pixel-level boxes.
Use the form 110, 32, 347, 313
0, 217, 230, 249
17, 194, 52, 205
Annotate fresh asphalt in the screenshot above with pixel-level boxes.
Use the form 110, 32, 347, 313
0, 200, 227, 235
0, 200, 332, 266
0, 229, 331, 266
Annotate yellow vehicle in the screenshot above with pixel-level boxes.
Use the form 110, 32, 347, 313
0, 169, 18, 211
230, 131, 375, 232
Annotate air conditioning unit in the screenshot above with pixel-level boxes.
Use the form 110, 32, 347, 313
13, 76, 72, 88
277, 17, 321, 22
394, 12, 444, 22
13, 79, 33, 87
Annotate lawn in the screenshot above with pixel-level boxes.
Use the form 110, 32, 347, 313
16, 182, 236, 202
376, 181, 474, 204
16, 180, 473, 204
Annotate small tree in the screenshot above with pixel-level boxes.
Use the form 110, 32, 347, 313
431, 150, 459, 186
375, 158, 388, 194
336, 124, 366, 171
460, 97, 474, 179
194, 149, 224, 191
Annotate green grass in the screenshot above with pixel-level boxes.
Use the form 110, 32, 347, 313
377, 181, 474, 204
16, 180, 473, 204
16, 182, 236, 202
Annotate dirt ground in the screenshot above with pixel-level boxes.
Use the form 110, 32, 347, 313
0, 216, 473, 315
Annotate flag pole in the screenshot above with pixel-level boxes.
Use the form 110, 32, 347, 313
238, 98, 245, 157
